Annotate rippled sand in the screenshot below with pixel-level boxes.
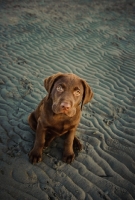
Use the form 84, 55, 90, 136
0, 0, 135, 199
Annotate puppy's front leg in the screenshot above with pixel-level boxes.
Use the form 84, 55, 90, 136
29, 118, 46, 164
62, 128, 76, 164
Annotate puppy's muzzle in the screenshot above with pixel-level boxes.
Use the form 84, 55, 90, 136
60, 102, 71, 111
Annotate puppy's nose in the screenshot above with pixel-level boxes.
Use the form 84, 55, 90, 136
60, 102, 71, 111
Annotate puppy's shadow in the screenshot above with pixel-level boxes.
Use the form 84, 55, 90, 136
44, 136, 65, 160
43, 135, 81, 161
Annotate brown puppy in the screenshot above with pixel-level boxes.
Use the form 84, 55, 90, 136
28, 73, 93, 164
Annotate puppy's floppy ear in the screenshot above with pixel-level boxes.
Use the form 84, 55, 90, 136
44, 72, 63, 94
81, 79, 93, 105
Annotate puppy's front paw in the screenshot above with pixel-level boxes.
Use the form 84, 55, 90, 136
29, 148, 42, 164
62, 152, 75, 164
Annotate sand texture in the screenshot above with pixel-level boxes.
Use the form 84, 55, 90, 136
0, 0, 135, 199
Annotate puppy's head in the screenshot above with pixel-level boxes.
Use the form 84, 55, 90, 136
44, 73, 93, 117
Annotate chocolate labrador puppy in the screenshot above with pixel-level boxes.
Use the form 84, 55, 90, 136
28, 72, 93, 164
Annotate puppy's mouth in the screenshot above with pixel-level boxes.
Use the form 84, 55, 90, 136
52, 103, 76, 117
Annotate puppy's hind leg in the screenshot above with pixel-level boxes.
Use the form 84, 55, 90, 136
44, 133, 56, 148
28, 111, 37, 132
73, 136, 83, 151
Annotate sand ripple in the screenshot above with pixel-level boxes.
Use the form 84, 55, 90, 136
0, 0, 135, 199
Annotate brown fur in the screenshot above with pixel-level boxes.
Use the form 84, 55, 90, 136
28, 72, 93, 164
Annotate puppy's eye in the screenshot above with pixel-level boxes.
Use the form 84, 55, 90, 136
74, 90, 80, 96
56, 85, 64, 92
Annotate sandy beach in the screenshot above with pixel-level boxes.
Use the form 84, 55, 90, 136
0, 0, 135, 199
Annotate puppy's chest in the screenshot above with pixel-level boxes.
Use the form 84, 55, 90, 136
47, 115, 77, 134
